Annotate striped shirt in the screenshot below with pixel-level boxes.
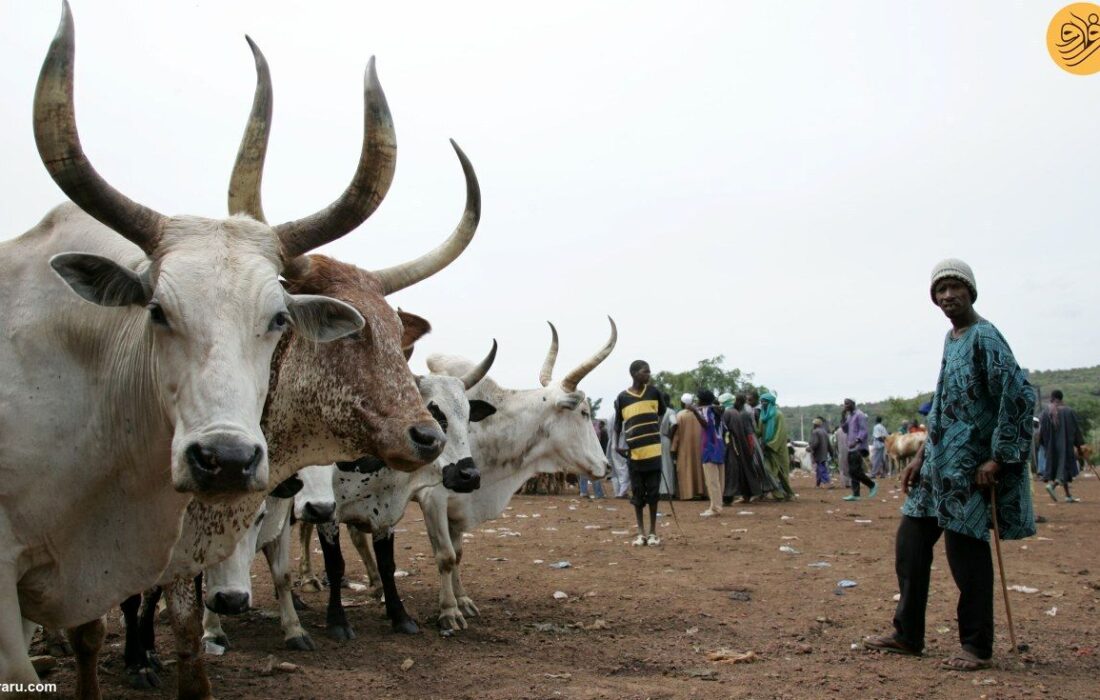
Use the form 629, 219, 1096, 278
614, 385, 667, 472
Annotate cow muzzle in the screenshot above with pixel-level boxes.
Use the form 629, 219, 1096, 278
185, 434, 266, 493
442, 457, 480, 493
206, 590, 251, 615
300, 501, 336, 524
408, 421, 447, 463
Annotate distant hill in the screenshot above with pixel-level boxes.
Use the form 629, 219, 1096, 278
781, 365, 1100, 442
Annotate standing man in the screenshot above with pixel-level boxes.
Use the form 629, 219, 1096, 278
871, 416, 890, 478
671, 394, 706, 500
809, 417, 833, 488
658, 391, 679, 499
1039, 389, 1085, 503
695, 390, 726, 517
842, 398, 877, 501
863, 258, 1035, 671
614, 360, 669, 546
757, 392, 795, 501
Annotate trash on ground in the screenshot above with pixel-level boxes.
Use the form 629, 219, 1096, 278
779, 545, 800, 554
781, 515, 793, 521
584, 525, 602, 530
728, 591, 752, 602
553, 590, 569, 600
837, 579, 858, 588
393, 570, 409, 578
1045, 606, 1058, 617
487, 556, 508, 562
686, 626, 699, 635
532, 559, 544, 564
854, 519, 873, 524
400, 658, 415, 671
685, 668, 719, 680
549, 560, 572, 569
544, 672, 572, 680
611, 530, 630, 535
808, 561, 832, 568
892, 593, 901, 601
347, 581, 367, 592
738, 511, 754, 515
707, 649, 759, 664
1008, 585, 1038, 594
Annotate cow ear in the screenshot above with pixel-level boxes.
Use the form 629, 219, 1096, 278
398, 310, 432, 358
50, 253, 150, 307
468, 399, 497, 422
270, 474, 304, 499
286, 293, 365, 342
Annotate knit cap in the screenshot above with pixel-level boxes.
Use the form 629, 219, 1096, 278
929, 258, 977, 304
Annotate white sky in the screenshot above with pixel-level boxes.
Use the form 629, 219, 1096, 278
2, 1, 1098, 418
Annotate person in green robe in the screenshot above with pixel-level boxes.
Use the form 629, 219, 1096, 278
863, 259, 1035, 672
756, 392, 795, 501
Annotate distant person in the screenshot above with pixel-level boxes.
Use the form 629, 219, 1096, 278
723, 393, 773, 503
579, 419, 607, 499
695, 390, 726, 516
863, 258, 1035, 672
671, 394, 706, 500
841, 398, 877, 501
871, 416, 889, 478
756, 392, 795, 501
809, 416, 833, 487
833, 421, 850, 488
657, 391, 679, 499
613, 360, 668, 546
1039, 389, 1086, 503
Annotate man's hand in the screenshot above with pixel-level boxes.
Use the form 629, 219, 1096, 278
901, 461, 922, 494
974, 460, 1001, 488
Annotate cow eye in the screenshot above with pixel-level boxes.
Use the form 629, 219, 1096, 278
427, 402, 449, 434
268, 311, 291, 333
147, 302, 168, 327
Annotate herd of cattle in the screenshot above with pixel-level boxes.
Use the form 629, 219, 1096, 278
0, 5, 614, 699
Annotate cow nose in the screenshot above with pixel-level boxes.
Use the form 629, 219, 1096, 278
304, 502, 336, 523
458, 466, 481, 490
186, 437, 264, 493
207, 590, 250, 615
408, 421, 446, 462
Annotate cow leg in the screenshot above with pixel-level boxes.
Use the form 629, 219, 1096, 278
66, 618, 105, 700
0, 563, 38, 684
199, 607, 229, 653
347, 526, 384, 595
121, 593, 161, 689
165, 576, 212, 700
296, 521, 322, 594
137, 587, 164, 672
318, 523, 354, 640
262, 514, 315, 651
422, 493, 464, 631
449, 521, 479, 618
372, 532, 418, 634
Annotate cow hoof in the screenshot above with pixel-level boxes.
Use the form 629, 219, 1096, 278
326, 624, 356, 641
201, 634, 230, 654
438, 609, 468, 631
300, 577, 323, 593
291, 591, 309, 611
145, 651, 165, 672
44, 637, 73, 658
285, 634, 316, 651
126, 665, 162, 690
391, 616, 419, 635
456, 597, 480, 617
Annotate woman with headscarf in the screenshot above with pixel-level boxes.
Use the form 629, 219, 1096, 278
756, 392, 795, 501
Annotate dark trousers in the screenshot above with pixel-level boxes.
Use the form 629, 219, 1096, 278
893, 516, 994, 659
847, 449, 875, 496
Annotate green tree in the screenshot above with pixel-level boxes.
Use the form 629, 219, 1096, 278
651, 356, 761, 406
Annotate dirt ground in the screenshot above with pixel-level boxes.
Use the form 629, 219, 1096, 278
35, 470, 1100, 699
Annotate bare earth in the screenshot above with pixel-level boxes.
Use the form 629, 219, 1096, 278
36, 471, 1100, 699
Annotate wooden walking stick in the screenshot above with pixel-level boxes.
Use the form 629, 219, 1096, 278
989, 488, 1020, 654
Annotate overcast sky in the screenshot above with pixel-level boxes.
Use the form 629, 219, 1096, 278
3, 1, 1097, 417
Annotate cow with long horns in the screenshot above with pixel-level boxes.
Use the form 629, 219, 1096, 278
0, 3, 436, 687
101, 36, 482, 699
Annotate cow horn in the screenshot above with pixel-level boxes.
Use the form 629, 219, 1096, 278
373, 140, 480, 295
227, 36, 271, 222
538, 322, 559, 387
273, 56, 396, 261
460, 339, 498, 390
34, 0, 166, 255
559, 316, 617, 393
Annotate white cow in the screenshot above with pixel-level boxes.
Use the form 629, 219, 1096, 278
200, 343, 497, 648
416, 319, 615, 630
1, 6, 370, 690
110, 38, 482, 700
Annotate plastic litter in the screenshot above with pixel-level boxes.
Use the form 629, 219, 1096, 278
779, 545, 800, 554
553, 590, 569, 600
837, 580, 858, 588
549, 560, 572, 569
808, 561, 832, 569
1045, 606, 1058, 617
1008, 585, 1038, 594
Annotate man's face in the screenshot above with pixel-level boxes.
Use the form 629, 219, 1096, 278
747, 392, 759, 407
631, 363, 651, 385
843, 399, 855, 413
933, 278, 973, 320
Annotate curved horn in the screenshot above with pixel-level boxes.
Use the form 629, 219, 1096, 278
34, 1, 166, 255
460, 339, 498, 390
227, 36, 272, 221
273, 56, 396, 260
372, 140, 480, 295
539, 322, 559, 387
559, 316, 618, 393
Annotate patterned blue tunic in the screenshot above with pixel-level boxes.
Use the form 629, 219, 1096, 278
901, 320, 1036, 541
